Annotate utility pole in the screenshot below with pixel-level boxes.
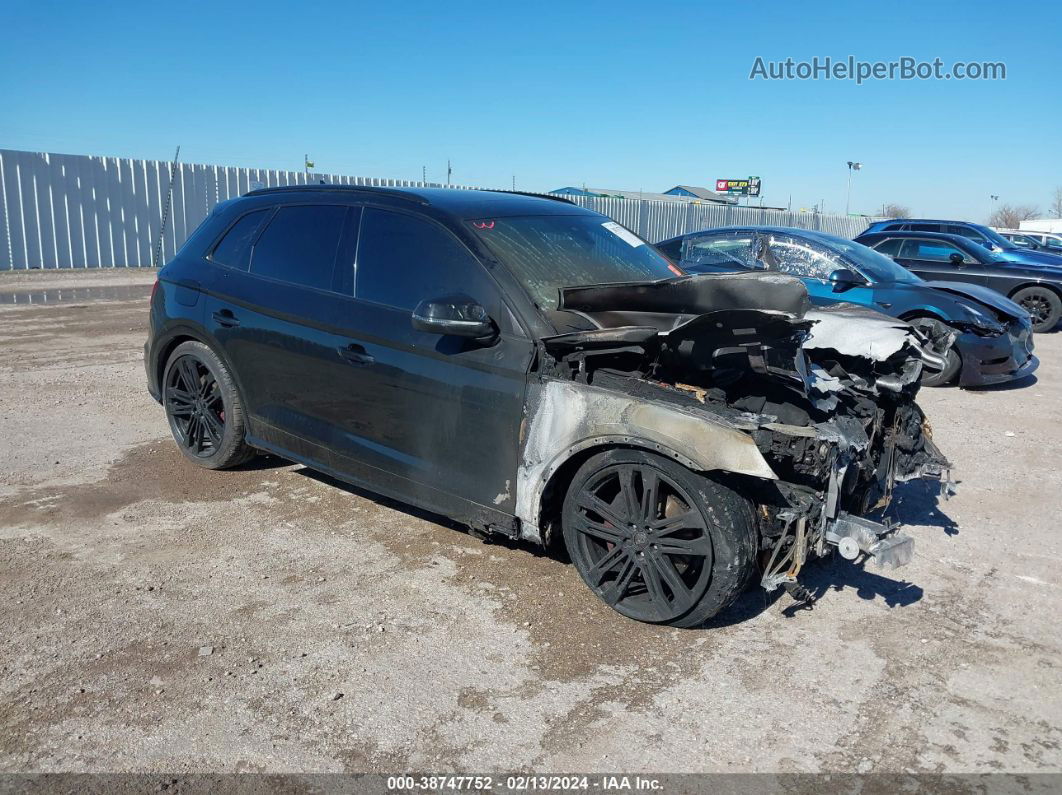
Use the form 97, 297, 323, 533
845, 161, 862, 215
512, 175, 516, 191
447, 160, 452, 187
422, 166, 426, 185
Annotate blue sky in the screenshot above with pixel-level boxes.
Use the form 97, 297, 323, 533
2, 0, 1058, 220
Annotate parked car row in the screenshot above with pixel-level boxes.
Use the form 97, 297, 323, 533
997, 228, 1062, 253
655, 224, 1044, 387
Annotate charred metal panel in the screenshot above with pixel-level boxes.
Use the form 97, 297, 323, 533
515, 378, 778, 542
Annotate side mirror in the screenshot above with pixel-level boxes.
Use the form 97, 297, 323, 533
948, 252, 966, 266
828, 268, 867, 291
412, 296, 496, 341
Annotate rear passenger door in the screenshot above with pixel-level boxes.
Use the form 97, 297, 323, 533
203, 203, 358, 459
324, 206, 534, 519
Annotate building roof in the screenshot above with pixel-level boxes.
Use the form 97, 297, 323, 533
665, 185, 734, 203
551, 186, 736, 205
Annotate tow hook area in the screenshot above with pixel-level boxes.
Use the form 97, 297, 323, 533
826, 513, 915, 569
760, 510, 914, 606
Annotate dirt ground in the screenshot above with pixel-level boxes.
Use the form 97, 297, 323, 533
0, 269, 1060, 775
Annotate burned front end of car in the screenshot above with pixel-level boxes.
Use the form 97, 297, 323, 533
518, 272, 952, 598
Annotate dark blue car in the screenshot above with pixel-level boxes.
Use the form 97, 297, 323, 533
861, 219, 1062, 267
655, 226, 1036, 388
854, 230, 1062, 332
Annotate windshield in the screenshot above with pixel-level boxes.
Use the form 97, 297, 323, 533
976, 225, 1018, 249
822, 236, 923, 284
468, 215, 683, 309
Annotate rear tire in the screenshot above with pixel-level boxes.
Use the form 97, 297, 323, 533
1011, 286, 1061, 333
162, 341, 256, 470
561, 449, 756, 627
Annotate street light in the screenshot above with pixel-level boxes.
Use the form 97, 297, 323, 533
846, 161, 862, 215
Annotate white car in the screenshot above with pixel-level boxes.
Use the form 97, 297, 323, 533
997, 229, 1062, 253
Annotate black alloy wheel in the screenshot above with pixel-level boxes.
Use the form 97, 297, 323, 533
166, 355, 226, 457
162, 341, 256, 469
562, 449, 755, 626
1012, 286, 1062, 333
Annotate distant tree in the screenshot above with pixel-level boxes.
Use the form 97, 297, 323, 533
1050, 187, 1062, 218
882, 203, 910, 218
987, 204, 1040, 229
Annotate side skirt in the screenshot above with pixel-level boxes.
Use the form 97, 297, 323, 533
245, 430, 520, 541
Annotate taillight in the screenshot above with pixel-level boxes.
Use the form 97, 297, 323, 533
151, 280, 159, 302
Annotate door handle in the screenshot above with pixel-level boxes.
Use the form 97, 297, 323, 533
212, 309, 240, 328
337, 344, 374, 366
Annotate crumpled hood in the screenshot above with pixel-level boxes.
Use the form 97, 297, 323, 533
921, 280, 1027, 321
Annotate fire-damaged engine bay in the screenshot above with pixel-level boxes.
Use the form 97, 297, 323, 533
528, 271, 953, 600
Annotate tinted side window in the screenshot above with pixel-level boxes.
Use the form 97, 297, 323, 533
356, 208, 497, 311
210, 209, 271, 271
872, 238, 904, 257
910, 223, 942, 232
250, 205, 347, 290
899, 239, 970, 262
682, 233, 758, 270
655, 238, 682, 261
948, 224, 985, 242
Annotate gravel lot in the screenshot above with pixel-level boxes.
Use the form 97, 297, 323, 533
1, 269, 1060, 775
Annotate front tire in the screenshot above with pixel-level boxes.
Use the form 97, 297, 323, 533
162, 341, 256, 469
910, 317, 962, 387
561, 449, 756, 627
1011, 286, 1061, 333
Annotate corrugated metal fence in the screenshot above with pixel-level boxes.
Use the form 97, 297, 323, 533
0, 149, 871, 270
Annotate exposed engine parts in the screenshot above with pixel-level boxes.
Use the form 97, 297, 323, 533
518, 272, 952, 601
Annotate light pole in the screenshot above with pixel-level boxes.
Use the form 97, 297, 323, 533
846, 161, 862, 215
989, 194, 999, 223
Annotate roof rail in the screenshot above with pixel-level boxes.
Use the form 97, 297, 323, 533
485, 189, 575, 205
244, 184, 428, 204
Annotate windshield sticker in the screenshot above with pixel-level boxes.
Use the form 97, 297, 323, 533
472, 220, 495, 229
602, 221, 644, 248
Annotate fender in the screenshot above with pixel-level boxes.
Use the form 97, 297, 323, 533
514, 378, 777, 544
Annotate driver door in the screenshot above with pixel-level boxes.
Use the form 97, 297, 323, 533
322, 206, 534, 519
754, 231, 875, 308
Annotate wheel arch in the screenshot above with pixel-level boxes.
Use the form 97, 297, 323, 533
1007, 281, 1062, 301
532, 436, 755, 553
154, 327, 245, 404
898, 307, 950, 324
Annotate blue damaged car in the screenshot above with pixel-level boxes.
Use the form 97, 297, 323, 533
655, 226, 1036, 388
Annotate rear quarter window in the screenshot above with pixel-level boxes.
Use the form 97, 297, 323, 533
209, 209, 271, 271
872, 238, 904, 257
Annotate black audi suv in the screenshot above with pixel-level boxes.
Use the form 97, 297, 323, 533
146, 186, 950, 626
